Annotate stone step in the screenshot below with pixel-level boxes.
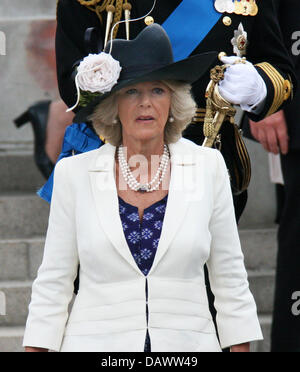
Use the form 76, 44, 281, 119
0, 317, 272, 352
0, 270, 274, 328
0, 152, 45, 192
248, 270, 275, 315
0, 227, 277, 283
0, 228, 276, 281
0, 281, 32, 326
0, 326, 24, 352
0, 238, 44, 281
240, 228, 278, 271
0, 193, 49, 239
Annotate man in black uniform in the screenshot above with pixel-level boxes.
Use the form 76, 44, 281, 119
243, 0, 300, 352
55, 0, 296, 223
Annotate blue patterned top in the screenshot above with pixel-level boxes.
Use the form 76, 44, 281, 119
118, 194, 168, 352
118, 194, 168, 276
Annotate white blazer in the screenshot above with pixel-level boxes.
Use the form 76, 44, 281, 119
23, 138, 263, 352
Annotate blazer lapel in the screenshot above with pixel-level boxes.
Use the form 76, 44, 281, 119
88, 143, 143, 275
149, 140, 202, 274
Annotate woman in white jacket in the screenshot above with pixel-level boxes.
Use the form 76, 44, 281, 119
23, 24, 262, 352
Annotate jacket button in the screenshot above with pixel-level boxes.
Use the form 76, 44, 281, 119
223, 16, 232, 26
145, 16, 154, 26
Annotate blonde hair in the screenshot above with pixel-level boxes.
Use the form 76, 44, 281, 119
90, 80, 197, 146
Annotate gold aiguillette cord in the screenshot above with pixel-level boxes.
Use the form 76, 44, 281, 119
202, 65, 236, 148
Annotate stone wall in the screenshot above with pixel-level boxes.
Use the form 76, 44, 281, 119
0, 0, 58, 147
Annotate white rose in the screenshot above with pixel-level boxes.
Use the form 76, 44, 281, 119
76, 52, 122, 94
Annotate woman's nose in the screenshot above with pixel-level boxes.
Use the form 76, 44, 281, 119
139, 92, 152, 107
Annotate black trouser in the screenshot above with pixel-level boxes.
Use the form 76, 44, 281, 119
271, 151, 300, 352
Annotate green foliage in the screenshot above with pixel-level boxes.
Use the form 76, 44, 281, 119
79, 90, 103, 107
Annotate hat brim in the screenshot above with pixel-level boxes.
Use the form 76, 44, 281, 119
74, 51, 218, 123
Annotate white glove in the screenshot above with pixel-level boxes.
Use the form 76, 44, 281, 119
218, 56, 267, 113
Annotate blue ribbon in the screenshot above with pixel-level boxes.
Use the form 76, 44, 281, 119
37, 123, 103, 203
162, 0, 222, 61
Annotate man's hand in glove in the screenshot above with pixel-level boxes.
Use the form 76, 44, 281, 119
218, 56, 267, 114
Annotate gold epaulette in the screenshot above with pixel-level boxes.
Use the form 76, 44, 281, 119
255, 62, 293, 116
77, 0, 108, 17
76, 0, 125, 37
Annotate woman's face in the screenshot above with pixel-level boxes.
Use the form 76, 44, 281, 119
117, 81, 172, 143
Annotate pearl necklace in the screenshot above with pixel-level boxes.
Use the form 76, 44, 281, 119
118, 144, 170, 193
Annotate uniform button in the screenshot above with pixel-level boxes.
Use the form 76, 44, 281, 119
218, 52, 227, 60
145, 16, 154, 26
223, 16, 232, 26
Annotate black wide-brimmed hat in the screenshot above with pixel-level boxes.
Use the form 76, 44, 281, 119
74, 24, 217, 122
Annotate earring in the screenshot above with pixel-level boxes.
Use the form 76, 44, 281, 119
113, 117, 118, 124
169, 116, 175, 123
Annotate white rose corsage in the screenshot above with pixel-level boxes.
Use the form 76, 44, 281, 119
67, 52, 122, 111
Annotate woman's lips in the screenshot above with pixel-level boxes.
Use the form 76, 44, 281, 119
136, 116, 155, 123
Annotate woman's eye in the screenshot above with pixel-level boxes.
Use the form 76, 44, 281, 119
153, 88, 164, 95
126, 88, 138, 95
